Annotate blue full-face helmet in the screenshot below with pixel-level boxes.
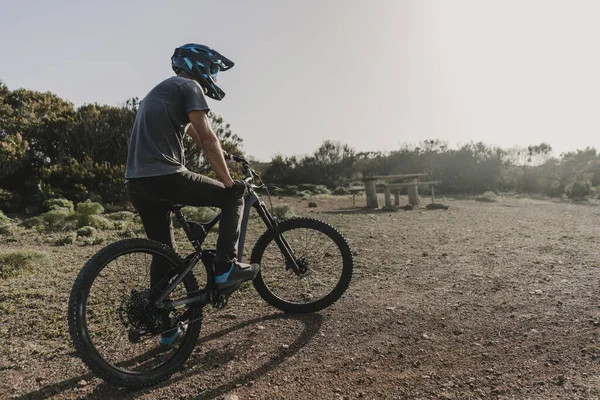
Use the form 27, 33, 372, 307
171, 43, 234, 100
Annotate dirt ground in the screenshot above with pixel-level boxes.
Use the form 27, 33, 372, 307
1, 194, 600, 400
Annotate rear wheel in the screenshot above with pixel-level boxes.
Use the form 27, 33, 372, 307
251, 218, 353, 313
68, 239, 202, 388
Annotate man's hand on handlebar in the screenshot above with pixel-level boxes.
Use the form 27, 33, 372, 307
228, 179, 248, 195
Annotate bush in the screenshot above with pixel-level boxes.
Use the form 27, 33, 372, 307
298, 184, 317, 192
566, 173, 593, 199
44, 198, 74, 213
308, 202, 318, 208
0, 210, 10, 225
475, 191, 499, 202
0, 211, 12, 236
313, 185, 331, 195
107, 211, 135, 221
39, 156, 127, 205
22, 216, 44, 229
0, 249, 50, 279
41, 208, 75, 231
118, 228, 138, 238
81, 237, 105, 246
84, 215, 113, 230
296, 184, 330, 195
296, 190, 313, 199
181, 206, 218, 222
76, 201, 104, 216
272, 204, 295, 220
0, 189, 17, 212
77, 226, 97, 237
113, 220, 129, 230
332, 187, 350, 195
56, 233, 77, 246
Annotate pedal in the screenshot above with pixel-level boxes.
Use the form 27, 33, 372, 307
212, 294, 229, 310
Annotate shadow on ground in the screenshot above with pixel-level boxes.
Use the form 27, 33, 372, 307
18, 312, 323, 400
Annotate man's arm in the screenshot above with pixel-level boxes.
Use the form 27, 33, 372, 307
187, 110, 234, 188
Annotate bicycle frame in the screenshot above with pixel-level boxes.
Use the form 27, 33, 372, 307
154, 188, 300, 311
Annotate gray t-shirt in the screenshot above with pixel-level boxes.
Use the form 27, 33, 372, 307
125, 76, 210, 179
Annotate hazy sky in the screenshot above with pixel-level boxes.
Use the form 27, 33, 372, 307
1, 0, 599, 160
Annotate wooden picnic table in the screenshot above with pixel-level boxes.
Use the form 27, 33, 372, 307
359, 174, 427, 209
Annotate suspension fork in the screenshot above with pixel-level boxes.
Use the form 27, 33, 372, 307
252, 200, 304, 274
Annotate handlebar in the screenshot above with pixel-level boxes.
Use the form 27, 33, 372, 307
223, 151, 248, 165
223, 151, 263, 189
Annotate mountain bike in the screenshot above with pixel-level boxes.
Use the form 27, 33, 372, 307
67, 154, 354, 388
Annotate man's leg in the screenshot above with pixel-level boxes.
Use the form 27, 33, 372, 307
126, 180, 176, 290
160, 171, 259, 288
164, 171, 244, 262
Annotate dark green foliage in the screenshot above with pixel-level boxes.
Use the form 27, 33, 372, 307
262, 141, 356, 188
76, 201, 104, 216
40, 157, 127, 205
77, 226, 97, 237
44, 198, 74, 213
0, 82, 245, 212
0, 210, 9, 225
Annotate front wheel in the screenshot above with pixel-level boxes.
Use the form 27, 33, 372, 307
251, 217, 353, 313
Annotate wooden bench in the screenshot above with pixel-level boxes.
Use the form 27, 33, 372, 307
381, 181, 440, 208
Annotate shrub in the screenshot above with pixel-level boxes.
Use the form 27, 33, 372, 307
0, 210, 10, 225
0, 211, 12, 236
56, 233, 77, 246
81, 237, 105, 246
181, 206, 218, 222
41, 208, 75, 230
83, 215, 113, 230
0, 189, 17, 212
0, 249, 50, 279
475, 191, 499, 202
113, 220, 128, 230
308, 202, 318, 208
76, 201, 104, 216
297, 190, 312, 200
332, 187, 350, 195
272, 204, 295, 220
44, 198, 74, 213
566, 173, 593, 199
298, 184, 317, 192
77, 226, 97, 237
118, 229, 138, 238
313, 185, 331, 195
22, 216, 44, 229
107, 211, 135, 221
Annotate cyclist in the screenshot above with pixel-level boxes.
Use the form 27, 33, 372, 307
124, 43, 260, 344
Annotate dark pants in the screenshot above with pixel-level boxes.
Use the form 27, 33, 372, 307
126, 171, 244, 289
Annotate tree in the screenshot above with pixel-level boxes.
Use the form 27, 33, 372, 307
183, 113, 244, 176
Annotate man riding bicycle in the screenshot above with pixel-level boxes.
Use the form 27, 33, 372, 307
124, 43, 260, 344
